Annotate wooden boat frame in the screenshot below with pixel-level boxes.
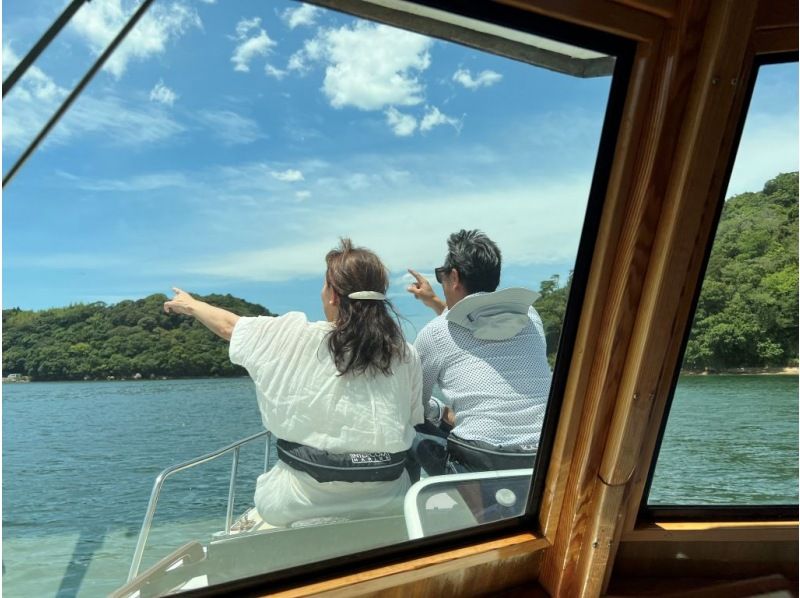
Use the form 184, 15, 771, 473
5, 0, 797, 595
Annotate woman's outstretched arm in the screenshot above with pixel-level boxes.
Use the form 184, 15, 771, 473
163, 287, 240, 341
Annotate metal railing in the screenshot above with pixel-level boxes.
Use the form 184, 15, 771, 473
127, 429, 272, 583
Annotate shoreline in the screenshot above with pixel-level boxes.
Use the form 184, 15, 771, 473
2, 375, 250, 383
681, 366, 798, 376
4, 369, 798, 383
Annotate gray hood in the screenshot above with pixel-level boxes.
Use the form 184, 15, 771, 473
445, 288, 539, 341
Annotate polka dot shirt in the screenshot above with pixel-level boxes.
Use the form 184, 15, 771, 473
414, 306, 552, 447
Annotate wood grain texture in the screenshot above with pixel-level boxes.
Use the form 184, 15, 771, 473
593, 0, 760, 591
755, 0, 798, 30
623, 521, 799, 542
539, 2, 708, 595
612, 0, 676, 20
613, 539, 799, 579
497, 0, 665, 41
538, 1, 785, 596
606, 573, 795, 597
265, 534, 548, 597
599, 0, 757, 488
537, 33, 668, 545
618, 0, 766, 535
754, 26, 799, 54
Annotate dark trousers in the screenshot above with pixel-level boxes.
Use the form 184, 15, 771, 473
406, 421, 452, 483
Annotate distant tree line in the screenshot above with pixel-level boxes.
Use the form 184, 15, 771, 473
2, 294, 272, 381
683, 172, 798, 369
532, 172, 799, 371
533, 272, 572, 367
2, 173, 796, 381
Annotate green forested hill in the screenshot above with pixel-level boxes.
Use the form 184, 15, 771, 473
2, 173, 796, 381
533, 172, 798, 370
684, 172, 798, 369
2, 293, 273, 381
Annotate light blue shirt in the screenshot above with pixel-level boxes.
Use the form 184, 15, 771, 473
414, 303, 552, 447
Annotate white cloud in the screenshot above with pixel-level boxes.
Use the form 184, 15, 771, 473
265, 64, 287, 79
287, 52, 306, 73
287, 37, 324, 74
282, 4, 322, 29
235, 17, 259, 37
231, 17, 276, 73
187, 176, 591, 282
291, 22, 432, 110
419, 105, 460, 132
272, 169, 304, 182
385, 107, 417, 137
56, 159, 327, 199
295, 190, 312, 200
71, 0, 201, 78
2, 45, 63, 102
452, 68, 502, 90
63, 95, 186, 144
2, 45, 67, 148
3, 45, 185, 150
6, 252, 130, 270
59, 170, 192, 192
196, 109, 262, 144
149, 80, 178, 106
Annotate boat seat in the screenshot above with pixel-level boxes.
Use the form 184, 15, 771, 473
404, 469, 533, 539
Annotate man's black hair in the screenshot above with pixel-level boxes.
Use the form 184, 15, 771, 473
444, 229, 501, 293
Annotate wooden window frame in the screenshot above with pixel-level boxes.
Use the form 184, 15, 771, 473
638, 49, 800, 523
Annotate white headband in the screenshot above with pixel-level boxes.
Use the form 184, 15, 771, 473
347, 291, 386, 301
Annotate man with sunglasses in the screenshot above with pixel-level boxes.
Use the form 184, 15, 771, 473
406, 229, 552, 482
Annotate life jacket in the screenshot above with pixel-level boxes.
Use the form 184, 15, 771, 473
276, 439, 408, 483
446, 435, 537, 472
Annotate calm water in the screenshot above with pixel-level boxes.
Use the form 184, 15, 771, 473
650, 375, 799, 504
3, 375, 798, 596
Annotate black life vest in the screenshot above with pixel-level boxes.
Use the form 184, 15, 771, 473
446, 435, 537, 472
276, 439, 408, 483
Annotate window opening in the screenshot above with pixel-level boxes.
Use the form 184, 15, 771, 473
645, 58, 799, 512
2, 1, 633, 595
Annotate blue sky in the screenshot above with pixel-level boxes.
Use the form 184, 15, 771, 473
2, 1, 797, 338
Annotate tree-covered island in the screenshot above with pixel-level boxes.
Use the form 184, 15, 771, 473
533, 172, 798, 372
3, 173, 797, 381
3, 293, 272, 381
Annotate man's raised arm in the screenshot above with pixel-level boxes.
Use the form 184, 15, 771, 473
406, 269, 446, 315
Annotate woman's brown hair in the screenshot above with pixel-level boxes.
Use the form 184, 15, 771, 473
325, 239, 407, 376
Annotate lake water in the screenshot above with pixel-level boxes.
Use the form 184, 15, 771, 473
3, 375, 798, 597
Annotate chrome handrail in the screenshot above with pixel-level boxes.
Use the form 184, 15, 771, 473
127, 429, 271, 583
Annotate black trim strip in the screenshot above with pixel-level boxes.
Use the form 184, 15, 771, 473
639, 51, 800, 520
642, 505, 799, 523
2, 0, 157, 188
2, 0, 89, 97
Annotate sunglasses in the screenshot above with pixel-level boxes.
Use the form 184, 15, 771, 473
434, 266, 452, 284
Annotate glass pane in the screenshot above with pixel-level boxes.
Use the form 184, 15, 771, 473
2, 0, 194, 171
3, 1, 619, 595
648, 62, 799, 506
